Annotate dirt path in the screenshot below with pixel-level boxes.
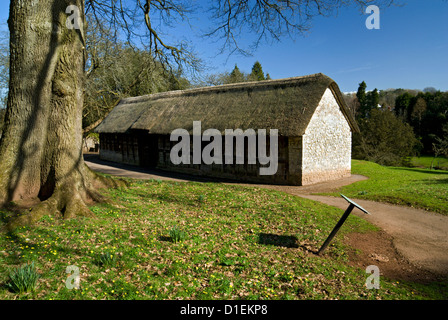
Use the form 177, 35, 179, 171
85, 155, 448, 279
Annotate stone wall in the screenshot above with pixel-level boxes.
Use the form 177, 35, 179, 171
301, 88, 352, 185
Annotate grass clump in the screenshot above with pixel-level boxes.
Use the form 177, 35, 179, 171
96, 251, 118, 267
6, 262, 40, 294
169, 226, 186, 243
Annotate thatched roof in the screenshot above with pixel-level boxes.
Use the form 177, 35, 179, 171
95, 73, 359, 136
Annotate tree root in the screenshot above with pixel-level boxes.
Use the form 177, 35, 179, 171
1, 167, 128, 232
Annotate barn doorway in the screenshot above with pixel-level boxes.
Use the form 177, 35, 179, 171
138, 133, 159, 167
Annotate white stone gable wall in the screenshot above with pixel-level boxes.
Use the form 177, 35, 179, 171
301, 88, 352, 185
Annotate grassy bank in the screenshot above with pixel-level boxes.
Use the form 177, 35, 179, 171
324, 160, 448, 215
1, 178, 445, 300
410, 156, 448, 171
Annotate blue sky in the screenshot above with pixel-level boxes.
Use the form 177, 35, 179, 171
0, 0, 447, 92
186, 0, 448, 92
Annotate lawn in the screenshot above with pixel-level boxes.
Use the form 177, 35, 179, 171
324, 160, 448, 215
410, 156, 448, 171
0, 178, 446, 300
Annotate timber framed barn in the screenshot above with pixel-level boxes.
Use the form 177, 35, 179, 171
94, 73, 359, 186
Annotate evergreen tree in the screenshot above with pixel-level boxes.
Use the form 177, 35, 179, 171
356, 81, 368, 119
366, 88, 380, 111
394, 92, 413, 121
229, 64, 245, 83
250, 61, 265, 81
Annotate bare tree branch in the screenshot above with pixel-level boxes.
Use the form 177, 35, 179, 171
85, 0, 203, 77
205, 0, 399, 56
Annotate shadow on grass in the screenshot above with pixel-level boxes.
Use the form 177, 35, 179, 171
0, 210, 13, 225
258, 233, 298, 248
422, 178, 448, 185
391, 167, 448, 175
158, 235, 172, 242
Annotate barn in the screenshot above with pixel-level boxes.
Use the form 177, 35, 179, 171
94, 73, 359, 185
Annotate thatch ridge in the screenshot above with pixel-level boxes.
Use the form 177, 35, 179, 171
122, 73, 327, 103
95, 73, 359, 135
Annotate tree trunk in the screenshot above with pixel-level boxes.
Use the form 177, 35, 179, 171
0, 0, 120, 230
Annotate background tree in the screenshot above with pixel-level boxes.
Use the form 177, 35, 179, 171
431, 124, 448, 169
410, 95, 427, 137
83, 15, 190, 132
228, 64, 246, 83
249, 61, 265, 81
421, 91, 448, 154
366, 88, 379, 111
203, 61, 270, 85
200, 72, 231, 86
394, 92, 413, 121
356, 81, 368, 119
343, 93, 360, 118
353, 109, 418, 166
350, 85, 447, 161
388, 90, 447, 154
378, 88, 420, 110
355, 85, 379, 119
424, 87, 437, 94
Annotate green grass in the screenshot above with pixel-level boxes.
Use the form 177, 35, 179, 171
0, 178, 446, 300
325, 160, 448, 215
410, 156, 448, 171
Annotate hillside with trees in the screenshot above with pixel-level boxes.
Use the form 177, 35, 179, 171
345, 82, 448, 166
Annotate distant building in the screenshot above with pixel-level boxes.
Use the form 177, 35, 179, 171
82, 136, 99, 153
95, 73, 359, 185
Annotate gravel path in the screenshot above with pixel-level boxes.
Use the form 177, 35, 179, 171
85, 154, 448, 276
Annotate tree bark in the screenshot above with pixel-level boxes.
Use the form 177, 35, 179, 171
0, 0, 120, 230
